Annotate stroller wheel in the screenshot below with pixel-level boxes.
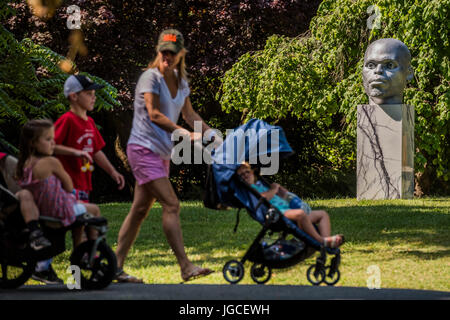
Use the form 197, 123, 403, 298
250, 263, 271, 284
306, 264, 325, 286
323, 266, 340, 286
223, 260, 244, 284
0, 259, 36, 289
70, 240, 117, 290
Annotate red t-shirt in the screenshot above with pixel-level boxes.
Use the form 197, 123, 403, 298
54, 111, 105, 191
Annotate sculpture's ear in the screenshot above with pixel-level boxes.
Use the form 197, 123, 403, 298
406, 66, 414, 82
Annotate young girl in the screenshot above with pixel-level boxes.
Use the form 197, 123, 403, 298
1, 152, 51, 251
237, 162, 344, 248
16, 119, 101, 248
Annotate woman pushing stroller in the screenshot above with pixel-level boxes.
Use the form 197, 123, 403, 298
115, 29, 218, 283
237, 162, 344, 248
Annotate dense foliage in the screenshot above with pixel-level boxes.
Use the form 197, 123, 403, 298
1, 0, 322, 200
1, 0, 447, 198
3, 0, 321, 111
219, 0, 450, 195
0, 1, 120, 151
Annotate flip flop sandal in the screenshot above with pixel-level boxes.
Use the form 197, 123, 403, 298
181, 268, 214, 283
115, 269, 144, 283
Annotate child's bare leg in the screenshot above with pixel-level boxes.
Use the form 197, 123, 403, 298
72, 203, 101, 245
16, 189, 51, 250
309, 210, 331, 238
83, 203, 101, 240
286, 209, 343, 248
72, 226, 84, 248
16, 189, 39, 223
284, 209, 324, 243
84, 203, 100, 217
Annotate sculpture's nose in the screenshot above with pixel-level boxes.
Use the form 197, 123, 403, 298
374, 64, 383, 74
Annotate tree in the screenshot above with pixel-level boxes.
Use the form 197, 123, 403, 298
2, 0, 322, 200
218, 0, 450, 195
0, 23, 119, 151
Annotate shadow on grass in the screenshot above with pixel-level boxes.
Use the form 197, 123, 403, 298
100, 201, 450, 268
397, 249, 450, 260
320, 203, 450, 260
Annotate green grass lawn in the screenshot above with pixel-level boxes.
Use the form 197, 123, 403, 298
34, 198, 450, 291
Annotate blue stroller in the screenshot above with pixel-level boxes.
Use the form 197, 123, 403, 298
204, 119, 342, 285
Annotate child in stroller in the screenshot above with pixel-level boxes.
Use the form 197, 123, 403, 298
0, 120, 117, 289
206, 119, 343, 286
237, 162, 344, 248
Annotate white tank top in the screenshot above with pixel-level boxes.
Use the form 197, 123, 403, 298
128, 68, 190, 159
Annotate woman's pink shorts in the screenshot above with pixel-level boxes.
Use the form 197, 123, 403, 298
127, 144, 170, 186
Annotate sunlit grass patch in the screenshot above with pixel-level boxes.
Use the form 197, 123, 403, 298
27, 198, 450, 291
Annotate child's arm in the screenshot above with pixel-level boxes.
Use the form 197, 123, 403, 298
93, 151, 125, 190
54, 145, 93, 163
48, 157, 74, 192
261, 183, 280, 201
277, 185, 289, 199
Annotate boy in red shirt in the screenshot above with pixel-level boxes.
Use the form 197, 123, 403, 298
55, 75, 125, 201
32, 74, 125, 284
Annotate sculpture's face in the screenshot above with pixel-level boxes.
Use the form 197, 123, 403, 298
362, 41, 412, 105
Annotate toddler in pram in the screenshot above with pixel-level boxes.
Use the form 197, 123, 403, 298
237, 162, 344, 249
205, 119, 344, 286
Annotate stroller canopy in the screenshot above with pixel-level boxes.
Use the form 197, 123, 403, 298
211, 119, 293, 209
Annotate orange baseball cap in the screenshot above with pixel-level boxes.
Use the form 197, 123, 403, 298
157, 29, 184, 53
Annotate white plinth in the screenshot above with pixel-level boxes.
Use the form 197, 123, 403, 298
357, 104, 414, 200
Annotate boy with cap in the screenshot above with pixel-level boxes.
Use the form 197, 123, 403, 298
54, 74, 125, 200
31, 74, 125, 284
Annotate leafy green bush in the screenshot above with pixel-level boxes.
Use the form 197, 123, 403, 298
218, 0, 449, 195
0, 21, 120, 152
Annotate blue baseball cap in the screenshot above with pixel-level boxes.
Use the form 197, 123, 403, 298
64, 75, 104, 98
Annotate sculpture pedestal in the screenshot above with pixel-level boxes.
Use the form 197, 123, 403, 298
357, 104, 414, 200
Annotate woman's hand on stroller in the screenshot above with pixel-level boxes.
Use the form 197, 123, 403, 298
190, 131, 203, 142
203, 129, 223, 147
177, 128, 202, 142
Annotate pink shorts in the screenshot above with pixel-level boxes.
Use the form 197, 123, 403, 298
127, 144, 170, 185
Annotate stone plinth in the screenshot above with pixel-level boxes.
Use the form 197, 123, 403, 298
357, 104, 414, 200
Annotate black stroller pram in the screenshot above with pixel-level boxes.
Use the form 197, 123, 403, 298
204, 119, 342, 286
0, 153, 117, 289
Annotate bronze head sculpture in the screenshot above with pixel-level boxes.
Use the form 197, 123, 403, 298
362, 38, 414, 105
